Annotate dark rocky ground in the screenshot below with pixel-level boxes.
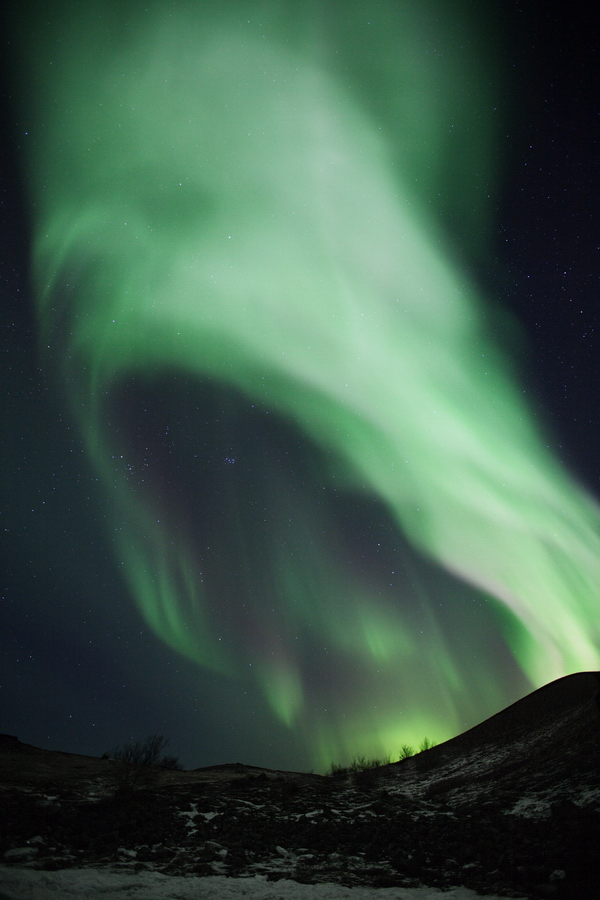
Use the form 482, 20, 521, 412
1, 673, 599, 899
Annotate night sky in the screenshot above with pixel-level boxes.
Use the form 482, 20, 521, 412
1, 1, 599, 773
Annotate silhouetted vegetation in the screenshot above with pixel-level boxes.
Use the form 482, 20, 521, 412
327, 738, 437, 775
328, 754, 390, 776
105, 734, 181, 795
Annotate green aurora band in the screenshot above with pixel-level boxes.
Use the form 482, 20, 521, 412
13, 0, 600, 768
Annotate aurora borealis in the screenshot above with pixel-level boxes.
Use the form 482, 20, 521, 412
1, 1, 599, 771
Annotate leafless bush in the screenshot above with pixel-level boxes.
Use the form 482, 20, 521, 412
106, 734, 180, 795
398, 744, 414, 760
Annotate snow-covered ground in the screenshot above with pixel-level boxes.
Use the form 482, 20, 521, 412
0, 867, 525, 900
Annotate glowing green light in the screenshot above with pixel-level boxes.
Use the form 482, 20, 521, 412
15, 0, 600, 769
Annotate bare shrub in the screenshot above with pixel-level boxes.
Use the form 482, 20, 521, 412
398, 744, 414, 760
106, 734, 180, 795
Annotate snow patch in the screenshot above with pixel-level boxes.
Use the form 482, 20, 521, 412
0, 866, 526, 900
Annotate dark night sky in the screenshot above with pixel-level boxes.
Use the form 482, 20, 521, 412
1, 1, 598, 772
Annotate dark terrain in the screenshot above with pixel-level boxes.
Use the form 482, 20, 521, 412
1, 672, 599, 898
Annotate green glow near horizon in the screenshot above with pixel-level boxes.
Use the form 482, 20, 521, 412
17, 0, 600, 769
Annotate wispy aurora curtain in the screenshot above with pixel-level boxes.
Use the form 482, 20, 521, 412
11, 0, 600, 767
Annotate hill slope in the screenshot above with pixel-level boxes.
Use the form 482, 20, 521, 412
1, 673, 599, 898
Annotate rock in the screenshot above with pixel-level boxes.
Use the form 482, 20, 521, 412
4, 846, 39, 860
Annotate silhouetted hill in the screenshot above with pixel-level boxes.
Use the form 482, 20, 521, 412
1, 673, 599, 898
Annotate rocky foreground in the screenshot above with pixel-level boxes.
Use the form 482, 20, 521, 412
1, 673, 599, 899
